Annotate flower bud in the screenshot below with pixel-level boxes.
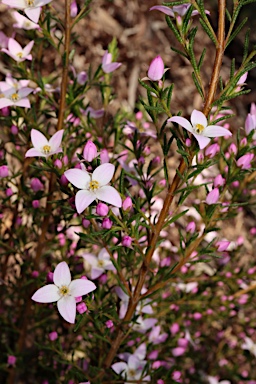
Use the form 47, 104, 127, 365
83, 140, 97, 162
11, 125, 18, 135
216, 240, 230, 252
1, 107, 10, 116
77, 302, 87, 314
62, 155, 69, 166
54, 159, 62, 169
105, 320, 114, 328
214, 174, 225, 188
206, 188, 219, 205
60, 174, 69, 186
48, 331, 58, 341
122, 235, 132, 247
102, 217, 112, 229
82, 218, 90, 228
122, 196, 132, 211
186, 221, 196, 234
6, 187, 13, 197
147, 55, 165, 81
185, 138, 192, 147
70, 0, 78, 17
96, 202, 109, 216
7, 355, 16, 366
237, 153, 254, 169
32, 200, 40, 208
205, 143, 220, 158
228, 143, 237, 155
77, 71, 88, 85
30, 178, 43, 192
100, 149, 109, 164
0, 165, 9, 178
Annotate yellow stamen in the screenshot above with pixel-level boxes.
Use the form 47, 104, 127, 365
89, 180, 99, 191
128, 369, 136, 378
195, 123, 204, 134
16, 52, 23, 59
11, 93, 19, 101
42, 145, 51, 154
0, 93, 4, 98
97, 260, 104, 268
26, 0, 35, 6
59, 285, 70, 296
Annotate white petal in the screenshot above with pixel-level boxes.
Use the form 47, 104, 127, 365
95, 185, 122, 207
69, 279, 96, 296
64, 168, 90, 189
31, 284, 60, 303
91, 267, 104, 279
25, 7, 41, 23
57, 296, 76, 323
49, 130, 64, 151
168, 116, 193, 133
191, 109, 207, 127
92, 163, 115, 186
98, 248, 110, 260
82, 253, 98, 267
53, 261, 71, 287
193, 133, 211, 149
75, 190, 95, 213
112, 362, 128, 375
31, 129, 48, 149
203, 125, 232, 137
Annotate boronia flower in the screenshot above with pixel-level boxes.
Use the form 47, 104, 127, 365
0, 87, 33, 109
3, 0, 52, 23
64, 163, 122, 214
112, 355, 150, 383
168, 109, 232, 149
2, 38, 34, 62
82, 248, 115, 279
12, 11, 40, 30
102, 50, 122, 74
25, 129, 64, 158
32, 261, 96, 323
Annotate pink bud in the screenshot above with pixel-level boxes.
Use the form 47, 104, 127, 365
216, 240, 230, 252
82, 218, 90, 228
62, 155, 69, 166
70, 0, 78, 17
11, 125, 18, 135
193, 312, 202, 320
152, 156, 161, 165
170, 323, 179, 335
48, 331, 58, 341
6, 187, 13, 197
228, 143, 237, 155
105, 320, 114, 328
214, 174, 225, 188
240, 137, 247, 146
100, 149, 109, 164
83, 140, 97, 162
172, 347, 186, 357
206, 188, 219, 205
32, 200, 40, 208
1, 107, 10, 116
122, 196, 132, 211
31, 270, 39, 278
47, 272, 54, 283
54, 159, 62, 169
77, 71, 88, 85
30, 178, 43, 192
147, 55, 165, 81
122, 235, 132, 247
237, 153, 254, 169
185, 138, 192, 147
7, 355, 16, 366
96, 202, 109, 216
205, 143, 220, 158
77, 302, 87, 314
177, 338, 189, 348
186, 221, 196, 234
102, 217, 112, 229
60, 174, 69, 186
0, 165, 9, 178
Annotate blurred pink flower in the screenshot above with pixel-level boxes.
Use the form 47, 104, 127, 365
102, 50, 121, 73
3, 0, 52, 23
82, 248, 115, 279
2, 38, 34, 62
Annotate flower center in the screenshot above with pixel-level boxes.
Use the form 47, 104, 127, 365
11, 93, 19, 101
16, 52, 23, 59
26, 0, 35, 6
42, 145, 51, 154
89, 180, 99, 191
0, 93, 4, 98
128, 369, 136, 378
59, 285, 70, 296
97, 260, 104, 268
194, 123, 204, 134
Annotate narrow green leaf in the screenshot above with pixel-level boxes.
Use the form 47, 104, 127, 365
166, 16, 183, 44
171, 46, 188, 59
163, 209, 189, 228
198, 48, 206, 70
226, 17, 248, 48
243, 29, 250, 63
192, 72, 204, 98
199, 18, 217, 45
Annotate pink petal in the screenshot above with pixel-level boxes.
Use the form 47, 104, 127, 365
75, 190, 95, 213
103, 63, 121, 74
168, 116, 193, 133
25, 148, 45, 157
18, 87, 33, 98
31, 129, 48, 149
31, 284, 60, 303
25, 7, 41, 23
104, 263, 115, 271
95, 185, 122, 207
149, 5, 174, 17
23, 40, 34, 56
148, 55, 165, 81
92, 163, 115, 186
57, 295, 76, 323
128, 355, 142, 370
2, 0, 27, 9
191, 109, 207, 127
0, 99, 12, 109
203, 126, 232, 137
98, 248, 110, 260
111, 362, 127, 375
49, 129, 64, 151
193, 133, 211, 149
82, 254, 98, 267
91, 267, 104, 279
64, 168, 90, 189
8, 38, 22, 54
69, 279, 96, 296
53, 261, 71, 287
102, 51, 112, 66
15, 99, 31, 108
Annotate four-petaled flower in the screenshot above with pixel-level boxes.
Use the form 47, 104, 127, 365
0, 87, 33, 109
112, 355, 150, 383
82, 248, 115, 279
25, 129, 64, 158
64, 163, 122, 214
2, 38, 34, 62
31, 261, 96, 323
3, 0, 52, 23
168, 109, 232, 149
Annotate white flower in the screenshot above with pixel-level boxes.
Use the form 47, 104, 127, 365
241, 337, 256, 357
82, 248, 115, 279
25, 129, 64, 158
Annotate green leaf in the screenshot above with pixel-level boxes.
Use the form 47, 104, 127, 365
243, 29, 250, 63
198, 48, 206, 70
226, 17, 248, 48
163, 209, 189, 228
171, 46, 188, 59
199, 18, 217, 45
166, 16, 183, 44
192, 72, 204, 98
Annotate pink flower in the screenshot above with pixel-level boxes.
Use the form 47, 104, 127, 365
2, 38, 34, 62
150, 4, 209, 17
64, 163, 122, 214
12, 11, 40, 30
83, 106, 104, 119
206, 188, 219, 205
3, 0, 52, 23
237, 153, 254, 169
83, 140, 98, 162
0, 87, 33, 109
32, 261, 96, 323
82, 248, 115, 279
25, 129, 64, 158
245, 113, 256, 139
147, 55, 165, 81
168, 110, 232, 149
70, 0, 78, 17
102, 50, 121, 73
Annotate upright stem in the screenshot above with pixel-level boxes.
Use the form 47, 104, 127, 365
100, 0, 227, 376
